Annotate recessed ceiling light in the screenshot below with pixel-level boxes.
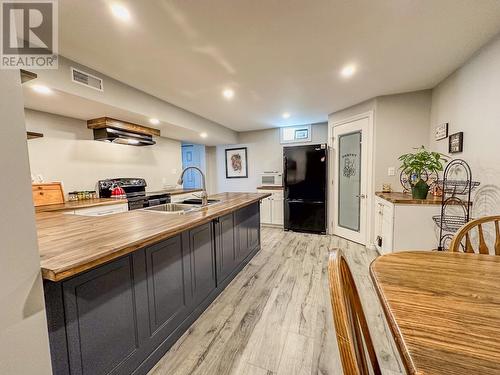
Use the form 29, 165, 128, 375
282, 112, 291, 119
341, 64, 356, 78
200, 132, 208, 138
111, 3, 131, 21
32, 85, 52, 95
222, 89, 234, 100
149, 118, 160, 125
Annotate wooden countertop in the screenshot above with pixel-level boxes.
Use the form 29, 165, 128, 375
257, 186, 284, 190
35, 198, 128, 213
37, 192, 270, 282
375, 191, 443, 205
147, 188, 202, 196
371, 252, 500, 375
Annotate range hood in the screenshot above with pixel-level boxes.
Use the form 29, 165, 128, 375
87, 117, 160, 146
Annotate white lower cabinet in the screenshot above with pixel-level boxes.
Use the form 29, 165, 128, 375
259, 189, 284, 227
374, 196, 440, 254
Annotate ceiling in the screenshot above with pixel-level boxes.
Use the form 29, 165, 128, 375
22, 88, 214, 144
58, 0, 500, 131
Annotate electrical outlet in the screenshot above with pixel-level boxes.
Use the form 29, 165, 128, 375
388, 167, 395, 176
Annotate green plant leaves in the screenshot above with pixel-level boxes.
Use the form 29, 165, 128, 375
398, 146, 449, 182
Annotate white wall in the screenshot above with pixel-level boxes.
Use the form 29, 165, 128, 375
205, 146, 217, 195
0, 72, 52, 373
26, 109, 183, 194
214, 123, 328, 192
429, 34, 500, 216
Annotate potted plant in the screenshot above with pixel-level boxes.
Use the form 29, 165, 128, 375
398, 146, 448, 199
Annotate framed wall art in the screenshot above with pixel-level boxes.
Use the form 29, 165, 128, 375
435, 123, 448, 141
225, 147, 248, 178
449, 132, 463, 153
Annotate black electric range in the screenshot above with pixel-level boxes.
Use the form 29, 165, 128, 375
97, 178, 170, 210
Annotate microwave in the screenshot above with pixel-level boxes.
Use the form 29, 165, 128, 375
261, 172, 283, 186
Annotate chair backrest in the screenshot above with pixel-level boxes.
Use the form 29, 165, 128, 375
327, 250, 381, 375
449, 215, 500, 254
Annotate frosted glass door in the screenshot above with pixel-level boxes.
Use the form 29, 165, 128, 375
338, 131, 361, 232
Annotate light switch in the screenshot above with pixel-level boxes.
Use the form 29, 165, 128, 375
388, 167, 395, 176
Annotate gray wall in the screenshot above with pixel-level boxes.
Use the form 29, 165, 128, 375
0, 72, 52, 373
429, 34, 500, 216
26, 109, 183, 194
375, 91, 432, 190
329, 91, 432, 192
214, 123, 328, 192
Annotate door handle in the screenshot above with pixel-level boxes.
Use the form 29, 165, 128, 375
356, 194, 366, 199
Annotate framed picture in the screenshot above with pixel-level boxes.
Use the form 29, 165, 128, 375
295, 128, 309, 140
225, 147, 248, 178
435, 123, 448, 141
449, 132, 463, 153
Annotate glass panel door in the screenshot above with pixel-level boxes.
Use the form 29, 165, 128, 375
338, 131, 361, 231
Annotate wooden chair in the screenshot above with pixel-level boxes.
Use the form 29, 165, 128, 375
449, 215, 500, 254
327, 250, 381, 375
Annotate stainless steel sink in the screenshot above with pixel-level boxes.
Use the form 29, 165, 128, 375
142, 203, 199, 214
179, 198, 221, 205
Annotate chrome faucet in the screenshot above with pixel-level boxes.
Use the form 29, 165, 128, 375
177, 166, 208, 207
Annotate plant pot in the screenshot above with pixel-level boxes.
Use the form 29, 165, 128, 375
411, 179, 430, 199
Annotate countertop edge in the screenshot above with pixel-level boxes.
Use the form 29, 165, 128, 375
375, 191, 443, 205
369, 258, 418, 375
41, 194, 270, 282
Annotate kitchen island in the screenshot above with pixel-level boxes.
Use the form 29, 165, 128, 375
38, 192, 270, 375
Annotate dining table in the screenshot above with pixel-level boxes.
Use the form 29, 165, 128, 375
370, 251, 500, 375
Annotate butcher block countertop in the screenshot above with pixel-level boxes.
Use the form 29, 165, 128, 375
147, 188, 202, 196
35, 198, 128, 213
375, 191, 443, 205
37, 192, 270, 282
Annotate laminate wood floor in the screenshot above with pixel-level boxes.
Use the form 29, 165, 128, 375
148, 228, 405, 375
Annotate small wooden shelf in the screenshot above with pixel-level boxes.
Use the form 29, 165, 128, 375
20, 69, 37, 84
27, 131, 44, 139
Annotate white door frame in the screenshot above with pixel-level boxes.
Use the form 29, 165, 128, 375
328, 111, 374, 246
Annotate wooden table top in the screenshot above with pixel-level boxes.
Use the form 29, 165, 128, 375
37, 192, 270, 282
370, 251, 500, 375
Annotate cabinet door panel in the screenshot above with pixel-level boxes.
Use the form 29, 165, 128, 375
260, 197, 272, 224
235, 203, 260, 262
145, 235, 190, 337
188, 223, 216, 305
235, 207, 249, 262
63, 257, 145, 375
248, 203, 260, 251
271, 197, 284, 225
215, 213, 237, 283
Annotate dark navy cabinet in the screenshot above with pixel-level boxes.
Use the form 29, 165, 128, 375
44, 202, 261, 375
184, 223, 216, 306
214, 213, 237, 284
145, 235, 191, 343
235, 203, 260, 262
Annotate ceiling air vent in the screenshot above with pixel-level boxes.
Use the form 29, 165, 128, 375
71, 67, 104, 91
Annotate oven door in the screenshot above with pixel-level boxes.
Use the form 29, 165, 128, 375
127, 197, 147, 210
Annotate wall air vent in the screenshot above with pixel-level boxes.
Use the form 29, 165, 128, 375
71, 67, 104, 91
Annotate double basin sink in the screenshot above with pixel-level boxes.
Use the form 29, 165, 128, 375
142, 198, 220, 215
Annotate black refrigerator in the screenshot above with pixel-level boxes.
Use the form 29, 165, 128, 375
284, 144, 327, 234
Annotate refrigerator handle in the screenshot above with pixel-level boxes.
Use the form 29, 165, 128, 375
283, 156, 288, 198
